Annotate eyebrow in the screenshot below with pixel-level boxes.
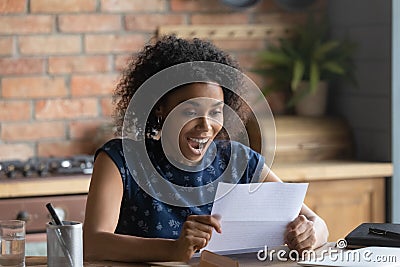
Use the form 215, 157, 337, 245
180, 100, 224, 107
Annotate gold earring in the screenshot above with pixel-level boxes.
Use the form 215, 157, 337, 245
151, 116, 162, 140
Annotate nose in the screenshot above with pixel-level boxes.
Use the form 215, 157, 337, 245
195, 116, 212, 131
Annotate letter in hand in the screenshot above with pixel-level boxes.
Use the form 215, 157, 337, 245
173, 215, 222, 262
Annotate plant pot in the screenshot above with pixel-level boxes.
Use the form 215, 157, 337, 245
294, 81, 328, 116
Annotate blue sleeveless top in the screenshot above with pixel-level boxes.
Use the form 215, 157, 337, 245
95, 138, 264, 239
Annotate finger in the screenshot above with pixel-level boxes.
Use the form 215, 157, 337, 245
212, 214, 221, 221
286, 219, 313, 243
179, 228, 210, 252
184, 227, 212, 243
183, 220, 214, 238
287, 215, 308, 230
187, 215, 222, 233
288, 227, 316, 252
191, 236, 208, 251
188, 215, 221, 228
285, 220, 313, 246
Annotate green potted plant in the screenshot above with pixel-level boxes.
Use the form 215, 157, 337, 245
255, 15, 357, 116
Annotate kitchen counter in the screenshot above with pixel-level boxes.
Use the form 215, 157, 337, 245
0, 174, 91, 198
272, 160, 393, 182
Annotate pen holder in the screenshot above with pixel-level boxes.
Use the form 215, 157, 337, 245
46, 221, 83, 267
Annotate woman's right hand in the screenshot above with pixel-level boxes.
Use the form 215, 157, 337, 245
173, 215, 222, 261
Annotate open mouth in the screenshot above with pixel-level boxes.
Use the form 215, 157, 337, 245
187, 137, 210, 155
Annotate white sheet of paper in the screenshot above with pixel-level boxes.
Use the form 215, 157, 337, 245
298, 246, 400, 267
203, 182, 308, 254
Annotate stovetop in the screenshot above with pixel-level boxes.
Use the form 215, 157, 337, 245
0, 155, 94, 179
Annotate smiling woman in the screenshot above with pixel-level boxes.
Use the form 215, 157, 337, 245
82, 35, 328, 263
158, 83, 224, 164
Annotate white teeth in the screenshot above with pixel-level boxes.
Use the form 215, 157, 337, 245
189, 138, 209, 144
188, 137, 209, 153
198, 142, 204, 150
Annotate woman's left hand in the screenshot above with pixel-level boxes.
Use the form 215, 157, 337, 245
284, 215, 317, 252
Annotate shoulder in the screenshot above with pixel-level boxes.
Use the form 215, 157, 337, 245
96, 138, 121, 152
214, 140, 265, 183
95, 138, 139, 158
99, 138, 122, 151
213, 139, 264, 168
95, 138, 139, 168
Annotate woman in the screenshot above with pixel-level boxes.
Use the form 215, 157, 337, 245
83, 35, 329, 263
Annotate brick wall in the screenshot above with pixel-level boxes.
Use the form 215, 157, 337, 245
0, 0, 325, 160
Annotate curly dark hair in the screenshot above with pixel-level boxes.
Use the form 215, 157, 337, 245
113, 35, 250, 139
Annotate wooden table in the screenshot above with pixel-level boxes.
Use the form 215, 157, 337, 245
26, 243, 336, 267
25, 255, 299, 267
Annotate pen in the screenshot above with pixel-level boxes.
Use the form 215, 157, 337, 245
46, 202, 64, 226
368, 227, 400, 240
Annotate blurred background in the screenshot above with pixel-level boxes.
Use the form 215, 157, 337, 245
0, 0, 391, 161
0, 0, 398, 256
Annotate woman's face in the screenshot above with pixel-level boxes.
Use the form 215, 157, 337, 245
158, 83, 224, 164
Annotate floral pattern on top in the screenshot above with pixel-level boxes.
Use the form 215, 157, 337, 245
95, 138, 264, 239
